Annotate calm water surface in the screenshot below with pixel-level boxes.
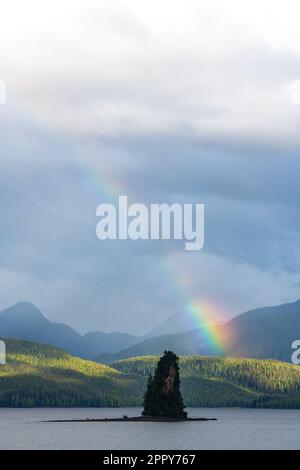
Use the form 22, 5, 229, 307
0, 407, 299, 450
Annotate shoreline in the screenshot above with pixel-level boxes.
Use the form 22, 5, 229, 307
43, 416, 217, 423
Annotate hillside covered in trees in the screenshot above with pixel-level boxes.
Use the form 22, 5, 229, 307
1, 338, 300, 408
0, 338, 140, 407
114, 356, 300, 408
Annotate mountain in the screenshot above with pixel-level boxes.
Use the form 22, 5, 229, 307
1, 337, 300, 408
97, 299, 300, 363
226, 299, 300, 362
0, 302, 140, 359
83, 331, 140, 357
2, 298, 300, 364
146, 310, 220, 337
96, 328, 214, 363
0, 302, 87, 357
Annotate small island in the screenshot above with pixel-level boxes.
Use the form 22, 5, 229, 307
45, 351, 216, 423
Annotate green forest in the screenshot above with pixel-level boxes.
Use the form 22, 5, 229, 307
0, 338, 141, 407
114, 356, 300, 408
1, 338, 300, 408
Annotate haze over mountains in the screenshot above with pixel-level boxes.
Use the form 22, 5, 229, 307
0, 302, 139, 359
145, 310, 222, 338
0, 299, 299, 363
226, 300, 300, 361
125, 300, 300, 364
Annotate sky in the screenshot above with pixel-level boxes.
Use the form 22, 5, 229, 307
1, 0, 300, 334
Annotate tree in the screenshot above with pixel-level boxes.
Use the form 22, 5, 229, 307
142, 373, 154, 416
142, 351, 187, 418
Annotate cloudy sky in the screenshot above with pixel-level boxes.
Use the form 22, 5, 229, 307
1, 0, 300, 334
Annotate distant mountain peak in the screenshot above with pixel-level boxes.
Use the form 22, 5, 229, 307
3, 301, 46, 320
12, 300, 40, 309
0, 301, 140, 360
146, 309, 221, 338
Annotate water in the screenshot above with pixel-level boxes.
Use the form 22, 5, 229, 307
0, 407, 300, 450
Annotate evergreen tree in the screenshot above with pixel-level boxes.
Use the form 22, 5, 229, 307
142, 373, 153, 416
142, 351, 187, 418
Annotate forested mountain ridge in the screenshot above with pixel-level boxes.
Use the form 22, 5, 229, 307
1, 338, 300, 408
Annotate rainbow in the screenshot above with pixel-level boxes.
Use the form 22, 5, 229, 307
71, 148, 229, 353
73, 143, 126, 203
162, 259, 228, 354
184, 301, 226, 354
